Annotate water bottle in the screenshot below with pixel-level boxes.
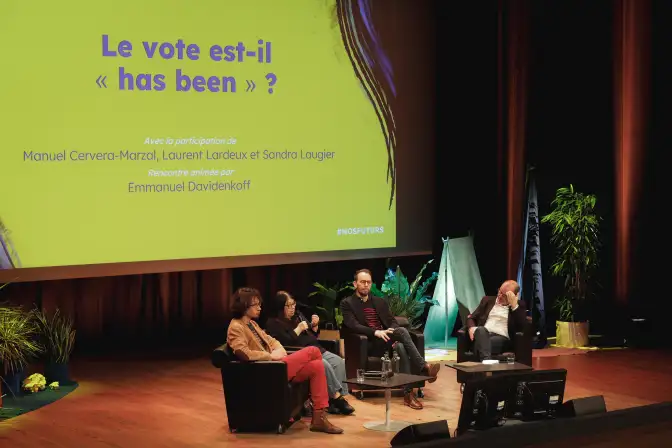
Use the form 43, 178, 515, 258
392, 349, 400, 374
381, 353, 391, 382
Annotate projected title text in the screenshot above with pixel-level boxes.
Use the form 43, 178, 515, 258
100, 35, 277, 94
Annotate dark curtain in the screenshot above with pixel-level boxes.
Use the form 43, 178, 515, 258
499, 0, 530, 280
614, 0, 651, 308
1, 256, 431, 348
2, 270, 233, 348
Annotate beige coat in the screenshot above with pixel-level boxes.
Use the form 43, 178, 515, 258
227, 318, 283, 361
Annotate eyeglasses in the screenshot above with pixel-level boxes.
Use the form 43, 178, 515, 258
358, 280, 372, 285
250, 303, 262, 309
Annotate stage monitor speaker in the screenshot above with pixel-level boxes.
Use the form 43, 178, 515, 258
390, 420, 450, 446
561, 395, 607, 418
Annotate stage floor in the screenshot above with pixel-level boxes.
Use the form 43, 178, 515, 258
1, 349, 671, 447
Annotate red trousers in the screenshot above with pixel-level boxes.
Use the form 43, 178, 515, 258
283, 346, 329, 409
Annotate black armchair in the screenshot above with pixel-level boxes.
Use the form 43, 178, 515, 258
342, 316, 426, 399
212, 344, 310, 434
456, 316, 533, 387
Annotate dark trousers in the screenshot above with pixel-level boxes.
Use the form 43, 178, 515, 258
473, 326, 511, 360
370, 327, 426, 392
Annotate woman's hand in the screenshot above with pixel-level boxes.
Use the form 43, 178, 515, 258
270, 349, 285, 361
295, 320, 309, 335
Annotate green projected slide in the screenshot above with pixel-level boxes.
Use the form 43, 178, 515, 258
0, 0, 397, 269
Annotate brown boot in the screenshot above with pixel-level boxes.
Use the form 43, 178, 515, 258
404, 390, 424, 410
310, 408, 344, 434
423, 362, 441, 383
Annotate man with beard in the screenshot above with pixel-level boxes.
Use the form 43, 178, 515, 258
340, 269, 440, 410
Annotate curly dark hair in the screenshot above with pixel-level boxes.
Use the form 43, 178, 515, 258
230, 287, 263, 318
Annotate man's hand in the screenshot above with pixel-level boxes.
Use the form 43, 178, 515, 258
375, 329, 394, 342
270, 349, 285, 361
311, 314, 320, 328
506, 291, 519, 309
469, 326, 477, 341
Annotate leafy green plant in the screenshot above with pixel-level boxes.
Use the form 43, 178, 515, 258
33, 308, 76, 364
307, 282, 354, 327
541, 184, 601, 322
554, 296, 574, 322
370, 260, 439, 329
0, 305, 43, 375
334, 308, 344, 328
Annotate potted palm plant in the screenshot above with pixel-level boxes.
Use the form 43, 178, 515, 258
0, 304, 43, 399
33, 308, 76, 385
541, 184, 601, 347
370, 260, 439, 330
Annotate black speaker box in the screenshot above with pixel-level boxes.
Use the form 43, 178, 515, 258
561, 395, 607, 418
390, 420, 450, 446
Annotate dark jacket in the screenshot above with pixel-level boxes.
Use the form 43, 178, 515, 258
265, 316, 325, 354
466, 296, 528, 338
340, 294, 399, 338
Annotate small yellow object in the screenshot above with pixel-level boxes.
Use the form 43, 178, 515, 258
22, 373, 47, 392
48, 381, 60, 390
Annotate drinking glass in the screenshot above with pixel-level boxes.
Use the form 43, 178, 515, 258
506, 353, 515, 364
356, 369, 365, 383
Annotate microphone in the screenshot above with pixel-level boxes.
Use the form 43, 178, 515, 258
296, 310, 310, 333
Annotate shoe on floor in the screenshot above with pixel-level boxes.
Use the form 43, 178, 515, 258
331, 396, 355, 415
404, 390, 423, 410
310, 409, 344, 434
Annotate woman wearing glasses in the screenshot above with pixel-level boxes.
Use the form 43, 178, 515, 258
227, 287, 343, 434
265, 291, 355, 416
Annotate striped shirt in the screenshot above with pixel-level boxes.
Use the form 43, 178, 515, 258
363, 305, 384, 331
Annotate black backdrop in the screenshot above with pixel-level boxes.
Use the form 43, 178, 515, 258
436, 0, 664, 346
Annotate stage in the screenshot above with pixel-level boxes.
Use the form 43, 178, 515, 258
1, 349, 671, 447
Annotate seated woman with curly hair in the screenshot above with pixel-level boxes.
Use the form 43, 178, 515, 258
226, 287, 343, 434
265, 291, 354, 415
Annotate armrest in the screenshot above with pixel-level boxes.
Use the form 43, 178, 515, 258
318, 339, 339, 355
343, 332, 369, 378
212, 343, 232, 368
514, 317, 533, 366
283, 346, 304, 354
221, 359, 289, 383
395, 316, 410, 328
284, 341, 339, 355
457, 327, 472, 362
